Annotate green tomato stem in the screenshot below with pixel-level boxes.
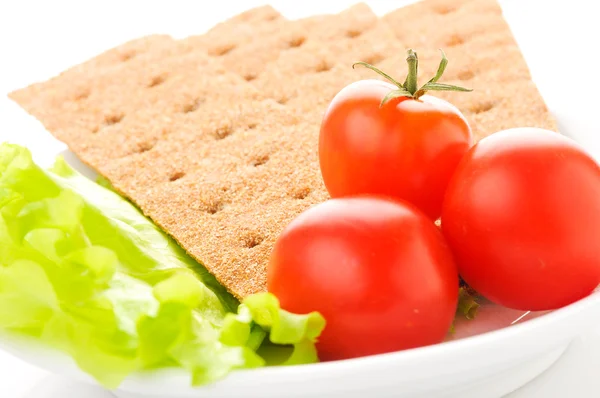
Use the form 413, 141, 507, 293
429, 49, 449, 84
352, 48, 473, 105
404, 49, 419, 95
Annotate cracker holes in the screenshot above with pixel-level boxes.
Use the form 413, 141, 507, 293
148, 74, 167, 88
214, 125, 234, 140
457, 69, 475, 81
446, 34, 465, 47
120, 51, 137, 62
104, 112, 124, 126
363, 53, 385, 66
434, 5, 456, 14
136, 141, 155, 154
277, 97, 290, 105
346, 29, 363, 38
182, 98, 202, 114
289, 37, 306, 48
247, 123, 258, 130
74, 89, 90, 101
244, 73, 257, 82
169, 171, 185, 182
242, 232, 264, 249
160, 126, 172, 137
315, 60, 332, 73
265, 14, 278, 21
214, 44, 237, 56
205, 199, 225, 215
250, 154, 270, 167
292, 187, 311, 200
470, 100, 495, 114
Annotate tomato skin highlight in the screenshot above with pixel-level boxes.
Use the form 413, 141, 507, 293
441, 128, 600, 311
319, 79, 472, 220
267, 197, 459, 361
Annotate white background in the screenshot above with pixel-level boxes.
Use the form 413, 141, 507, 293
1, 0, 600, 397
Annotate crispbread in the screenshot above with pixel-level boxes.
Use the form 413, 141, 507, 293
9, 0, 557, 299
8, 35, 176, 128
252, 21, 404, 114
11, 4, 378, 163
8, 6, 284, 147
211, 3, 378, 81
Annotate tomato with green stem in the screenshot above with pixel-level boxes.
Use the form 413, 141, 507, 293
319, 49, 473, 220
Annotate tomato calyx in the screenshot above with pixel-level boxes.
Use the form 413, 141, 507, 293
353, 49, 473, 106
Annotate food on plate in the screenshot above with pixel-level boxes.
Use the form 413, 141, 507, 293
268, 197, 459, 360
1, 0, 575, 389
0, 144, 324, 388
8, 0, 556, 300
319, 50, 473, 220
441, 128, 600, 311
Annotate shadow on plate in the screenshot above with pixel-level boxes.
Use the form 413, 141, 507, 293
58, 149, 98, 181
448, 300, 548, 341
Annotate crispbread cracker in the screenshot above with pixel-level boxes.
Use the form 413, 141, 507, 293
9, 0, 556, 299
8, 35, 176, 124
212, 3, 378, 81
10, 4, 378, 163
9, 6, 284, 144
253, 21, 404, 114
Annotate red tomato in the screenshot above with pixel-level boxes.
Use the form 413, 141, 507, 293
267, 197, 459, 361
319, 79, 472, 220
441, 128, 600, 311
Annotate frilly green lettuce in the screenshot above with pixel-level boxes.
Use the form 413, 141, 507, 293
0, 143, 325, 389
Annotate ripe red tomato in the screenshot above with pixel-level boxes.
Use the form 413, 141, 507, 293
319, 79, 472, 220
267, 197, 459, 361
441, 128, 600, 311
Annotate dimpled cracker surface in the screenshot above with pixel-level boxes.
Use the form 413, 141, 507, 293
210, 3, 378, 82
8, 6, 284, 150
9, 0, 556, 298
253, 21, 404, 116
381, 0, 556, 139
10, 4, 377, 164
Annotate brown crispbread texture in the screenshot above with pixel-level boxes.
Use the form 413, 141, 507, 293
9, 0, 556, 299
8, 5, 284, 147
8, 35, 177, 128
11, 4, 379, 163
252, 21, 404, 116
209, 3, 379, 81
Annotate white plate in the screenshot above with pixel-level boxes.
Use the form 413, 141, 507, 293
1, 291, 599, 398
1, 1, 600, 397
13, 326, 600, 398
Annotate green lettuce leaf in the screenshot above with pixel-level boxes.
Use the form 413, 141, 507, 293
457, 287, 480, 320
0, 143, 325, 388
